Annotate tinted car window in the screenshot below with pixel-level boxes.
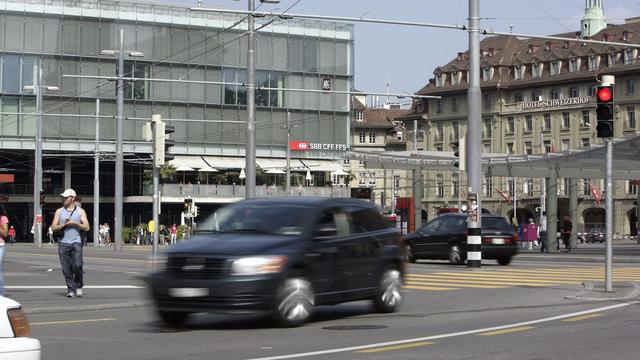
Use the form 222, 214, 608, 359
439, 217, 466, 232
482, 217, 514, 232
419, 218, 441, 234
317, 208, 350, 237
350, 207, 387, 233
198, 202, 314, 235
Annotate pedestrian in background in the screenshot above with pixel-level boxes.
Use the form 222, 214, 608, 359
561, 216, 572, 252
170, 224, 177, 245
0, 207, 9, 296
48, 225, 54, 244
51, 189, 90, 298
8, 226, 15, 245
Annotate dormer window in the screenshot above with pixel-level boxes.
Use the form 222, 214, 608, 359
564, 41, 570, 49
435, 73, 445, 87
513, 65, 524, 80
624, 49, 636, 65
622, 31, 629, 41
457, 52, 464, 61
569, 58, 578, 72
488, 48, 495, 57
355, 110, 364, 122
531, 63, 541, 78
482, 66, 493, 81
550, 60, 561, 75
588, 55, 599, 71
528, 45, 534, 54
608, 52, 617, 67
451, 71, 460, 86
603, 33, 610, 42
545, 42, 551, 51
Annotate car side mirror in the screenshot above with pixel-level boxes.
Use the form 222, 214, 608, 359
315, 225, 337, 238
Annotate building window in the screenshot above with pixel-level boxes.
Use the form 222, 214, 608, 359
483, 118, 492, 138
524, 178, 534, 196
368, 132, 376, 143
569, 87, 579, 98
436, 100, 443, 113
628, 181, 638, 195
582, 110, 590, 126
525, 141, 533, 155
628, 106, 637, 128
627, 79, 636, 96
507, 142, 515, 154
514, 93, 523, 103
483, 143, 491, 153
531, 63, 541, 78
396, 130, 403, 141
393, 175, 400, 190
532, 90, 542, 101
550, 89, 562, 99
359, 131, 366, 143
2, 55, 38, 95
513, 65, 523, 80
451, 71, 460, 85
525, 115, 533, 132
588, 56, 599, 71
507, 116, 515, 133
343, 159, 350, 165
368, 172, 376, 186
607, 52, 617, 67
355, 111, 364, 121
544, 113, 551, 130
435, 145, 443, 152
561, 178, 569, 196
435, 73, 445, 87
544, 140, 551, 153
483, 93, 492, 110
550, 61, 561, 75
435, 122, 444, 142
582, 179, 590, 196
562, 112, 570, 129
508, 179, 515, 197
452, 173, 460, 197
569, 58, 578, 72
123, 61, 150, 100
589, 85, 597, 96
436, 174, 444, 198
624, 49, 635, 65
482, 66, 492, 81
484, 176, 493, 197
451, 98, 459, 112
581, 138, 590, 148
452, 121, 459, 139
359, 172, 366, 185
561, 139, 570, 151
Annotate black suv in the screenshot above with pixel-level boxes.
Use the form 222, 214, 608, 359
148, 198, 404, 327
403, 213, 518, 265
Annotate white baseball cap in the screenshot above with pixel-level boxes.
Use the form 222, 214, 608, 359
60, 189, 77, 198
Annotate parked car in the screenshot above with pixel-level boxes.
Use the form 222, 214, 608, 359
0, 296, 41, 360
587, 228, 606, 243
148, 197, 405, 327
403, 213, 518, 265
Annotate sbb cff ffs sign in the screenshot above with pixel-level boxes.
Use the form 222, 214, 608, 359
289, 141, 348, 151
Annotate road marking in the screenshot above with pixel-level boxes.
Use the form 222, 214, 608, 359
6, 285, 143, 289
405, 281, 506, 289
355, 341, 434, 353
477, 326, 535, 336
10, 252, 149, 264
31, 318, 117, 326
403, 285, 459, 291
562, 313, 604, 322
245, 301, 639, 360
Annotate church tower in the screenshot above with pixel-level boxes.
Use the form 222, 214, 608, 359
581, 0, 607, 37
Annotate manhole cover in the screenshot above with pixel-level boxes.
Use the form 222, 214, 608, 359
129, 328, 190, 333
322, 325, 387, 330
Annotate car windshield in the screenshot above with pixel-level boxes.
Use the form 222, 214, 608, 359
197, 202, 314, 236
481, 217, 513, 232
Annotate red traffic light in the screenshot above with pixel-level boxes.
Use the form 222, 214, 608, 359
596, 86, 612, 102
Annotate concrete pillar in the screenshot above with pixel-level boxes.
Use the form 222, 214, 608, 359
412, 168, 423, 231
547, 175, 558, 251
569, 178, 579, 248
64, 157, 72, 190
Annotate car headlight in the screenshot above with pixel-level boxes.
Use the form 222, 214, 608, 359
231, 256, 288, 276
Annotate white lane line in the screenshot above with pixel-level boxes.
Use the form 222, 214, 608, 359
246, 300, 639, 360
6, 285, 143, 289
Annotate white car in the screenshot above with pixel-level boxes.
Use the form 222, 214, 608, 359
0, 296, 41, 360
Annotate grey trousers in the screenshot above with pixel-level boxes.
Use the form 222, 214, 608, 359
58, 242, 83, 293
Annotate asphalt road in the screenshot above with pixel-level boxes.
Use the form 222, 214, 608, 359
3, 243, 639, 360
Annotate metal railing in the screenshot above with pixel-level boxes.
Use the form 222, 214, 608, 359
159, 184, 349, 198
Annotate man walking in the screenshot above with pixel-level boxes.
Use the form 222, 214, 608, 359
170, 224, 177, 245
8, 226, 15, 245
51, 189, 90, 298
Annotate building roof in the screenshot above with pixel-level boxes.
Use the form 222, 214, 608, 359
352, 107, 408, 129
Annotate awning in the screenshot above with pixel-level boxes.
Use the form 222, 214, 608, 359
169, 156, 245, 170
170, 156, 344, 172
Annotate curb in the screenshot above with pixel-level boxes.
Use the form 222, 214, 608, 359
565, 282, 640, 301
24, 300, 153, 315
516, 255, 640, 264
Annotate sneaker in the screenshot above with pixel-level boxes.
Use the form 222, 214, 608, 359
75, 288, 83, 297
67, 292, 75, 298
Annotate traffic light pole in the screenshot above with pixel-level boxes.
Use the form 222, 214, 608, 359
605, 138, 613, 292
152, 114, 161, 257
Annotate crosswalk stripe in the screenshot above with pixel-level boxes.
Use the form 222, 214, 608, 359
403, 285, 459, 291
412, 273, 585, 283
405, 277, 572, 286
405, 280, 507, 289
426, 272, 639, 282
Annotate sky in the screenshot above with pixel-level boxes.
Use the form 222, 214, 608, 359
172, 0, 638, 102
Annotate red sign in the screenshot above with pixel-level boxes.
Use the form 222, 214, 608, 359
289, 141, 310, 151
0, 174, 14, 183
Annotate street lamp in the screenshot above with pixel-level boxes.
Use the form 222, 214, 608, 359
100, 29, 144, 252
23, 63, 59, 248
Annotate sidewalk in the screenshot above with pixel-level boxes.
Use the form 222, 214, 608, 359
516, 242, 640, 264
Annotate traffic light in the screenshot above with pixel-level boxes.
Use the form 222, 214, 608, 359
145, 115, 175, 167
183, 198, 191, 213
39, 191, 45, 208
452, 136, 466, 172
596, 85, 614, 138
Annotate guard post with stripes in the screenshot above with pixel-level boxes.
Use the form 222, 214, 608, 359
467, 192, 482, 268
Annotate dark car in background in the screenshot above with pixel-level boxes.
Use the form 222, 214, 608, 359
403, 213, 518, 265
586, 228, 606, 243
148, 198, 404, 327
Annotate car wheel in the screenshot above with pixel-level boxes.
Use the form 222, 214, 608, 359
497, 256, 512, 266
157, 310, 190, 327
448, 245, 464, 265
404, 243, 417, 263
273, 276, 315, 327
373, 267, 403, 313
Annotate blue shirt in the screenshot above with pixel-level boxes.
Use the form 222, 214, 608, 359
58, 206, 82, 244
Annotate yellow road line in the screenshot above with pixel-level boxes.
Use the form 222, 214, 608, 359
31, 318, 117, 326
562, 313, 604, 322
407, 274, 579, 285
405, 280, 506, 289
356, 341, 435, 353
411, 273, 581, 284
477, 326, 535, 336
403, 285, 459, 291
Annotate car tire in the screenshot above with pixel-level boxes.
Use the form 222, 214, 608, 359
404, 243, 417, 263
272, 276, 315, 327
158, 310, 190, 327
373, 266, 403, 313
497, 256, 512, 266
448, 245, 464, 265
